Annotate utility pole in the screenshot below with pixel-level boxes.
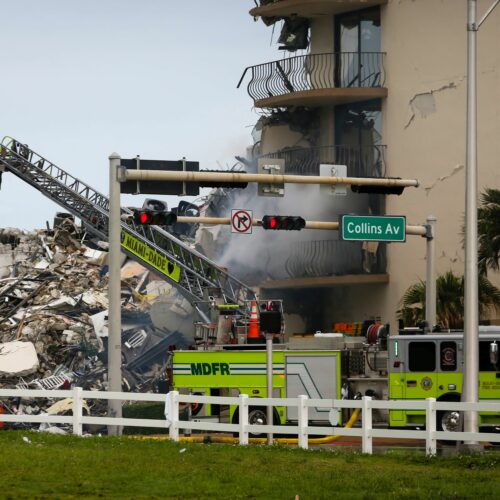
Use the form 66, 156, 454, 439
463, 0, 499, 445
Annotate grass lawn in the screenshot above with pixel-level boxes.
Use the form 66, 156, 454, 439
0, 431, 499, 499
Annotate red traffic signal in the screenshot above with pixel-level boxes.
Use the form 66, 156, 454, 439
139, 211, 153, 224
261, 215, 306, 231
133, 209, 177, 226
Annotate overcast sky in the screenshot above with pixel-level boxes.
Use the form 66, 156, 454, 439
0, 0, 280, 230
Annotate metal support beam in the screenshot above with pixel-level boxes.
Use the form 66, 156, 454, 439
463, 0, 499, 450
463, 0, 479, 445
108, 153, 123, 435
425, 216, 437, 331
266, 334, 274, 445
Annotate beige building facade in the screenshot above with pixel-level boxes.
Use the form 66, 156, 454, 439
238, 0, 500, 333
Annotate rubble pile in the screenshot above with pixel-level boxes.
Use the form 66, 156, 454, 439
0, 222, 191, 425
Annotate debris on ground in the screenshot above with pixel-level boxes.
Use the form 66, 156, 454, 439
0, 221, 193, 428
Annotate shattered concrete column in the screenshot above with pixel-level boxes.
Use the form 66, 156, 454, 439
108, 152, 122, 435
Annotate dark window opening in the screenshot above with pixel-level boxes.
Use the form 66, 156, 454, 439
334, 99, 384, 187
479, 341, 497, 372
409, 342, 436, 372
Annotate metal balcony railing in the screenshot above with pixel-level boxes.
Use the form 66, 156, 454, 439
238, 52, 386, 102
259, 145, 386, 178
285, 239, 387, 278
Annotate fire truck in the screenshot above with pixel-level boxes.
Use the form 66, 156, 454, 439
170, 307, 500, 433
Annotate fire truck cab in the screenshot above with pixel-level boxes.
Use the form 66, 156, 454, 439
388, 328, 500, 431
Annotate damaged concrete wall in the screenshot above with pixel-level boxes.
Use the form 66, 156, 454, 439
380, 0, 500, 327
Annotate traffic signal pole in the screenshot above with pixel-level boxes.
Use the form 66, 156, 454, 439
122, 168, 419, 190
175, 215, 428, 236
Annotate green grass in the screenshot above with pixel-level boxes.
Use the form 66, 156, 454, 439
0, 431, 499, 499
122, 403, 168, 435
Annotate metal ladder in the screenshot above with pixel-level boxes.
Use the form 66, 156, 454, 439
0, 137, 256, 317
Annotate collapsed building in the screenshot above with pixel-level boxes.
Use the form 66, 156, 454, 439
0, 220, 193, 422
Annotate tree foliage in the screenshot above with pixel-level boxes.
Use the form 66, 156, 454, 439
397, 271, 500, 329
478, 188, 500, 274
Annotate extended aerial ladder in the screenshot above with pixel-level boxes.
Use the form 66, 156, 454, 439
0, 137, 256, 321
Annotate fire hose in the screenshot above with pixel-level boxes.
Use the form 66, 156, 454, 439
176, 407, 361, 445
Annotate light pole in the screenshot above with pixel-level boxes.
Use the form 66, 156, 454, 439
463, 0, 499, 444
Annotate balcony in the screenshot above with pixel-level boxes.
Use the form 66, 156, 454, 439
259, 239, 388, 290
259, 144, 386, 177
250, 1, 387, 19
287, 239, 386, 277
238, 52, 387, 108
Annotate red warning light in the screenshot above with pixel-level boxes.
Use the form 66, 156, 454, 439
261, 215, 305, 231
139, 212, 151, 224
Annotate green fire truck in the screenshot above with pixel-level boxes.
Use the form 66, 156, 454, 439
172, 348, 343, 426
388, 331, 500, 431
170, 327, 500, 432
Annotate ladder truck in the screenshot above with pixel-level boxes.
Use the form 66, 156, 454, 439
0, 136, 257, 333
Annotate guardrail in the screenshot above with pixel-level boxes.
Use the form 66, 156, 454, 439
258, 144, 387, 178
238, 52, 386, 102
1, 388, 499, 456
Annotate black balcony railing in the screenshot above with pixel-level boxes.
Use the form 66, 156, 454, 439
238, 52, 386, 102
259, 144, 386, 178
285, 239, 387, 279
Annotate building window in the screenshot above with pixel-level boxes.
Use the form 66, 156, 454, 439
334, 99, 383, 179
335, 7, 381, 87
335, 99, 382, 146
409, 342, 436, 372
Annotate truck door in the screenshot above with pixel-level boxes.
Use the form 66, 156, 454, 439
437, 340, 460, 397
404, 341, 438, 399
479, 340, 500, 399
285, 354, 339, 422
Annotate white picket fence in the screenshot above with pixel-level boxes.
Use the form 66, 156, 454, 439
1, 388, 499, 456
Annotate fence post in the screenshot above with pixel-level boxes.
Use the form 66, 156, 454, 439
362, 396, 373, 454
72, 386, 83, 436
239, 394, 249, 445
298, 395, 309, 450
425, 397, 437, 456
169, 391, 180, 442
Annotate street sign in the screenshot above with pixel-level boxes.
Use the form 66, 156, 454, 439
231, 209, 253, 234
340, 215, 406, 242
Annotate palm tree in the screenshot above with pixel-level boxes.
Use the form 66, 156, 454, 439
397, 271, 500, 329
478, 188, 500, 275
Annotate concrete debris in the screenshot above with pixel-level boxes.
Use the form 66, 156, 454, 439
0, 224, 192, 430
0, 341, 39, 376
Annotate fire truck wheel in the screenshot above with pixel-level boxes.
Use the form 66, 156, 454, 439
438, 410, 463, 433
247, 407, 276, 437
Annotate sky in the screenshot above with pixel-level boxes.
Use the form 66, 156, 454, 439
0, 0, 280, 230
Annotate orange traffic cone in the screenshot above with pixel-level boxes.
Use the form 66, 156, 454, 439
247, 301, 261, 343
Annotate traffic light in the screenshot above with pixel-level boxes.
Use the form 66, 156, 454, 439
261, 215, 305, 231
351, 178, 405, 195
133, 209, 177, 226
